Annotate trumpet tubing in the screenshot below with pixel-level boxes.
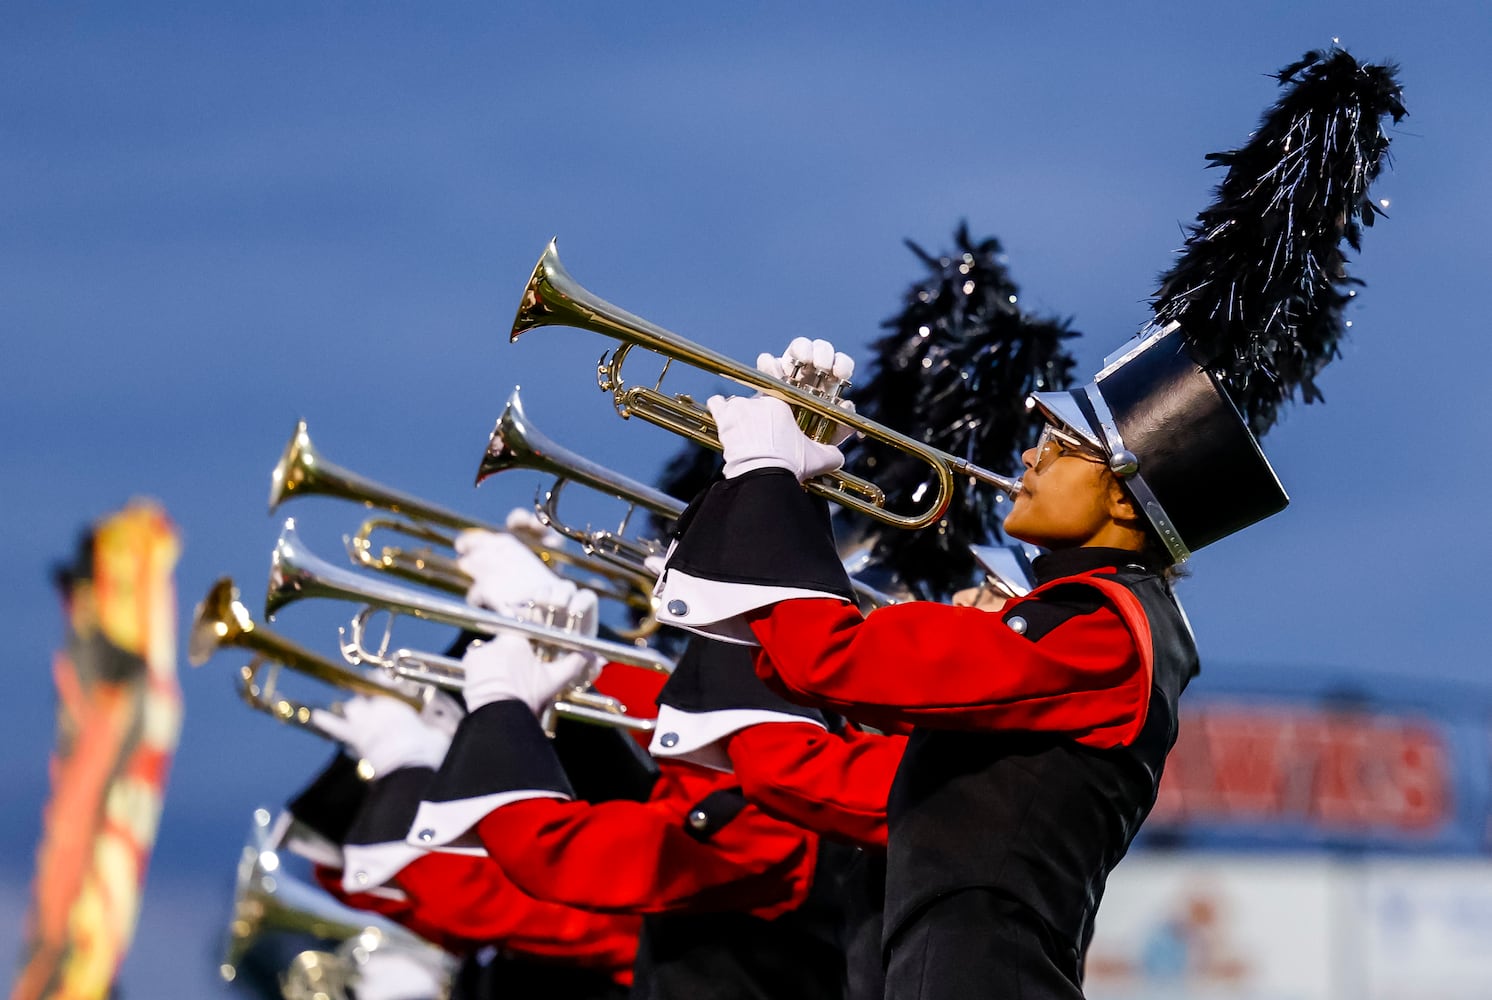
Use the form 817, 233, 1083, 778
477, 387, 676, 598
511, 239, 1022, 530
269, 417, 656, 610
475, 388, 895, 613
339, 609, 657, 735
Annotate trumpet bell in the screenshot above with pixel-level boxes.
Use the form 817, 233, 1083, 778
269, 420, 316, 512
190, 577, 252, 667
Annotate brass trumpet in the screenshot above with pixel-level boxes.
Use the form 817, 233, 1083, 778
268, 518, 675, 677
510, 239, 1022, 530
190, 578, 427, 737
269, 419, 652, 611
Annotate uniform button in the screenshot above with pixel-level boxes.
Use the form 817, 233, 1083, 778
1006, 615, 1027, 635
354, 871, 368, 885
417, 828, 435, 843
667, 600, 688, 616
660, 732, 680, 748
688, 810, 709, 830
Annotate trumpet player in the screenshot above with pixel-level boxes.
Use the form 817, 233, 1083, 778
651, 334, 1211, 1000
305, 692, 645, 999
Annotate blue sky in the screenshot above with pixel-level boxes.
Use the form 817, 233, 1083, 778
3, 3, 1489, 994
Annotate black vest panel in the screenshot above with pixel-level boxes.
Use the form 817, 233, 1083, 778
629, 839, 855, 1000
450, 950, 627, 1000
838, 851, 888, 1000
882, 567, 1197, 964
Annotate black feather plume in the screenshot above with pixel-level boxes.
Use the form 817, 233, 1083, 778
842, 223, 1079, 600
1152, 48, 1405, 435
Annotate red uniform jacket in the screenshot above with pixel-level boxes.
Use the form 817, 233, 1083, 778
474, 757, 818, 919
724, 722, 904, 850
746, 568, 1153, 746
318, 855, 641, 984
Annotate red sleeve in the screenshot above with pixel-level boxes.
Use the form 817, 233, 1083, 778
593, 661, 669, 750
747, 587, 1151, 748
725, 722, 904, 849
313, 863, 415, 922
314, 858, 638, 981
392, 853, 640, 974
475, 762, 816, 919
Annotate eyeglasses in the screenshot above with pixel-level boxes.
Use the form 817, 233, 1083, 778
1031, 423, 1107, 474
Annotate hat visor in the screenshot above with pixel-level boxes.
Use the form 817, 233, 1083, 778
1028, 390, 1105, 453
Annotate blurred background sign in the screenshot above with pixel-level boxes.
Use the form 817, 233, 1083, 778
11, 503, 181, 1000
1139, 675, 1492, 854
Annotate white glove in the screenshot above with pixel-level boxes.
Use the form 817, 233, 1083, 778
707, 394, 847, 482
756, 336, 856, 392
454, 529, 578, 613
312, 694, 453, 775
461, 632, 599, 715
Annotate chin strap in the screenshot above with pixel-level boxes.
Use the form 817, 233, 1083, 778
1081, 382, 1190, 566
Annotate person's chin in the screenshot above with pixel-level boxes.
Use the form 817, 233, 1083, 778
1002, 513, 1037, 545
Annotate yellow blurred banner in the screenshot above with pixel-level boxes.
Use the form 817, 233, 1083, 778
12, 502, 182, 1000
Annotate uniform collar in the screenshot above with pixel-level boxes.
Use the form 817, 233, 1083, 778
1029, 546, 1157, 586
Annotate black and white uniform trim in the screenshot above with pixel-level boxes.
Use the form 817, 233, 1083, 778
655, 470, 855, 644
406, 699, 572, 853
648, 637, 827, 772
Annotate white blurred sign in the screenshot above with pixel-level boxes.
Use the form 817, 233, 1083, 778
1356, 861, 1492, 1000
1082, 854, 1492, 1000
1085, 855, 1335, 1000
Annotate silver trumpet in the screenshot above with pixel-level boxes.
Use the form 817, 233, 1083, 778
478, 388, 900, 613
268, 518, 675, 677
478, 387, 681, 577
340, 608, 657, 734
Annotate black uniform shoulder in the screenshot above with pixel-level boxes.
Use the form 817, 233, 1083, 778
1000, 583, 1109, 643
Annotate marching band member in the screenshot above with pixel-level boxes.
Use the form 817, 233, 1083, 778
652, 47, 1404, 1000
657, 349, 1197, 999
312, 692, 643, 999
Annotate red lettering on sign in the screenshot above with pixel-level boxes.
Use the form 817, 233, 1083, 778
1149, 704, 1451, 836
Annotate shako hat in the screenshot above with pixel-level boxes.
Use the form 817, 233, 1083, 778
1031, 49, 1405, 565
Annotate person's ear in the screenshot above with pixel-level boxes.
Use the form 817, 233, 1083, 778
1105, 476, 1140, 524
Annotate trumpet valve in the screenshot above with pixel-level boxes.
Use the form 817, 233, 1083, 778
597, 350, 617, 392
